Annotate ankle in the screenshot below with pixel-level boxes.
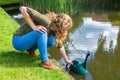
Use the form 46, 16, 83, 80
27, 49, 38, 58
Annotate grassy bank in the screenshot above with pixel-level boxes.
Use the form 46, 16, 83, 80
0, 7, 71, 80
0, 0, 21, 5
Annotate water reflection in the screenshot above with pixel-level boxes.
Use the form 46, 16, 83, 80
59, 17, 119, 62
13, 13, 23, 19
58, 17, 119, 80
89, 29, 120, 80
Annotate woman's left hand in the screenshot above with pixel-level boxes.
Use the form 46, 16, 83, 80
35, 25, 47, 33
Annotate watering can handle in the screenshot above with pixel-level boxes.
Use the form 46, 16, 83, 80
65, 60, 79, 72
65, 64, 71, 72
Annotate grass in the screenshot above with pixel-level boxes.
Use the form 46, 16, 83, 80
0, 0, 21, 5
0, 7, 71, 80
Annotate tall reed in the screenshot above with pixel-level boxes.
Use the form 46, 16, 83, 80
22, 0, 120, 14
22, 0, 76, 14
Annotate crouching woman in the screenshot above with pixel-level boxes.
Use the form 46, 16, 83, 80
12, 6, 73, 69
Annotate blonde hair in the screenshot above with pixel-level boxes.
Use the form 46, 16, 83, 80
46, 12, 72, 47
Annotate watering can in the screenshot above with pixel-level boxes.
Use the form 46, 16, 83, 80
66, 51, 90, 75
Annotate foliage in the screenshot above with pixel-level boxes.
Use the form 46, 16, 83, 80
22, 0, 120, 14
22, 0, 76, 14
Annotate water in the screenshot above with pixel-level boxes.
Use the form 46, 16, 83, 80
9, 10, 120, 80
64, 15, 120, 80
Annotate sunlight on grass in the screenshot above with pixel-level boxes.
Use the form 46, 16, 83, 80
0, 7, 18, 51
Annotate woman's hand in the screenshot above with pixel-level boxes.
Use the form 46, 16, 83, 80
58, 46, 73, 65
65, 59, 73, 65
35, 25, 47, 33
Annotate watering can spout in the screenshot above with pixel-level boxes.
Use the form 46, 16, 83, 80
82, 51, 90, 69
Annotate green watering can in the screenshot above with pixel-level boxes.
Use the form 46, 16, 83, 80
66, 51, 90, 75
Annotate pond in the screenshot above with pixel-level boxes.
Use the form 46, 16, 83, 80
8, 9, 120, 80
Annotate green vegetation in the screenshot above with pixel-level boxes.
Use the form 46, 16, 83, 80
0, 0, 21, 5
22, 0, 74, 14
107, 11, 120, 26
22, 0, 120, 14
0, 7, 70, 80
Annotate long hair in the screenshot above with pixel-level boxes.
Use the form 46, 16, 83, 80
46, 12, 72, 47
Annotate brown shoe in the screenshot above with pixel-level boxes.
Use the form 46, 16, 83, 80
39, 61, 59, 69
27, 49, 38, 58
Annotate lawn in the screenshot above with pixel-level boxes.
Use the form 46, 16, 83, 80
0, 7, 71, 80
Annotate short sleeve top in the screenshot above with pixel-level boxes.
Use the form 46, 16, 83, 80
13, 7, 51, 36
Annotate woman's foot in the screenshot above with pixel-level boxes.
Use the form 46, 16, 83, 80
39, 61, 59, 69
27, 49, 38, 58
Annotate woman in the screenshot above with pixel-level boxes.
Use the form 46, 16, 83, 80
12, 6, 73, 69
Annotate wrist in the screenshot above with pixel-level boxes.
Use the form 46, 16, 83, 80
64, 58, 69, 62
33, 26, 37, 31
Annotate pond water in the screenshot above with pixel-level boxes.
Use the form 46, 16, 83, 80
9, 10, 120, 80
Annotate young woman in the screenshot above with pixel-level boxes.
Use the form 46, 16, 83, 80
12, 6, 73, 69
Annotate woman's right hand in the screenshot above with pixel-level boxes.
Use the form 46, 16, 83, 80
65, 59, 73, 65
35, 25, 47, 33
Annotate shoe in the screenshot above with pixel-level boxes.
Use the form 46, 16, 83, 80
39, 61, 59, 69
27, 49, 38, 58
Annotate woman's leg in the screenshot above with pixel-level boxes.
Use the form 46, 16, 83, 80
12, 31, 58, 69
12, 31, 48, 61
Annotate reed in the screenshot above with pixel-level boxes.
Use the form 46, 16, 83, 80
22, 0, 76, 14
22, 0, 120, 14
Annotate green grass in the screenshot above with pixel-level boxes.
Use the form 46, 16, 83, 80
0, 7, 70, 80
0, 0, 21, 5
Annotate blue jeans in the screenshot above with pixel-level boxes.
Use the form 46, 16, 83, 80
12, 31, 55, 62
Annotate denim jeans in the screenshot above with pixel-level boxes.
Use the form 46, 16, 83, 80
12, 31, 55, 62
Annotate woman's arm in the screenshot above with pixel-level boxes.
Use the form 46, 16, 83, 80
19, 6, 47, 33
58, 46, 73, 65
19, 6, 36, 30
